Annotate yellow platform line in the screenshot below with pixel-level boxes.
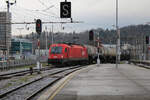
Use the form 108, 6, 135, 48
48, 70, 74, 100
48, 65, 95, 100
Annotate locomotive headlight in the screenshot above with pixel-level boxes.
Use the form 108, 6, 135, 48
61, 56, 63, 58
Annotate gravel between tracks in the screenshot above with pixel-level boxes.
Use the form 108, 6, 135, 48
1, 77, 57, 100
0, 67, 68, 95
0, 66, 83, 100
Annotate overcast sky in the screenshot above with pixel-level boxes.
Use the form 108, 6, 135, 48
1, 0, 150, 35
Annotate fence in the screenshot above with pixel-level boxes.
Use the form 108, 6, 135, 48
0, 58, 48, 70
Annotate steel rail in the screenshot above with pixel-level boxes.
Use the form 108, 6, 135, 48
0, 67, 53, 80
0, 65, 83, 99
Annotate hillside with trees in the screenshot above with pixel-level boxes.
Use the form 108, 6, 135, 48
17, 24, 150, 50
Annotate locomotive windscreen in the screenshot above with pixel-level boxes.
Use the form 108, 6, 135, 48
51, 46, 62, 54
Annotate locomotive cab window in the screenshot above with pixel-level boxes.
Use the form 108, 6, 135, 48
65, 48, 67, 52
51, 46, 62, 54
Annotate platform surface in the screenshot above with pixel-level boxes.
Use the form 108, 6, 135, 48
52, 64, 150, 100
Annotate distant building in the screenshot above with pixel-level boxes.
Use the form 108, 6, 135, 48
10, 38, 32, 55
0, 12, 11, 53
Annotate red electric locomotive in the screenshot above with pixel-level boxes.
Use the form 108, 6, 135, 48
48, 43, 89, 65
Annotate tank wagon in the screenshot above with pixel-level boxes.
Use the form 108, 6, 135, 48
84, 45, 97, 63
99, 44, 130, 63
48, 43, 97, 66
120, 44, 131, 61
99, 45, 116, 63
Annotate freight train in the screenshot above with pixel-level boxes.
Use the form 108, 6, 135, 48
48, 43, 130, 66
99, 44, 131, 63
99, 45, 116, 63
48, 43, 97, 66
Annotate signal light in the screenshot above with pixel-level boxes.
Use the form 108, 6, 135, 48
146, 36, 149, 44
36, 19, 42, 35
89, 30, 94, 41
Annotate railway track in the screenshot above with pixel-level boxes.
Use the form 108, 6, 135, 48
134, 63, 150, 69
130, 60, 150, 69
0, 67, 53, 80
0, 65, 84, 100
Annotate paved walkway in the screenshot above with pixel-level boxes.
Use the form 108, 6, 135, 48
52, 64, 150, 100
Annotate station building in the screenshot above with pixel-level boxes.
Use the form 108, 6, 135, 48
10, 38, 32, 56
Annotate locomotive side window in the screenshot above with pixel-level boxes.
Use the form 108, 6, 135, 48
51, 46, 62, 54
65, 48, 67, 52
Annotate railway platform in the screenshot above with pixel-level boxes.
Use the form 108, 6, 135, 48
39, 64, 150, 100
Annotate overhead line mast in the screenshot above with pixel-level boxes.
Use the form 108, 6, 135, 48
5, 0, 16, 60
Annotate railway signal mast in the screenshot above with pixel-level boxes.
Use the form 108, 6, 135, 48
36, 19, 42, 74
89, 30, 101, 65
89, 30, 94, 46
89, 30, 94, 41
97, 33, 101, 66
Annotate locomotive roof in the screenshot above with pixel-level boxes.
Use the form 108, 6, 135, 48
50, 43, 85, 48
51, 44, 70, 47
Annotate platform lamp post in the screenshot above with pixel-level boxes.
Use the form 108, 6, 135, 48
116, 0, 120, 68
